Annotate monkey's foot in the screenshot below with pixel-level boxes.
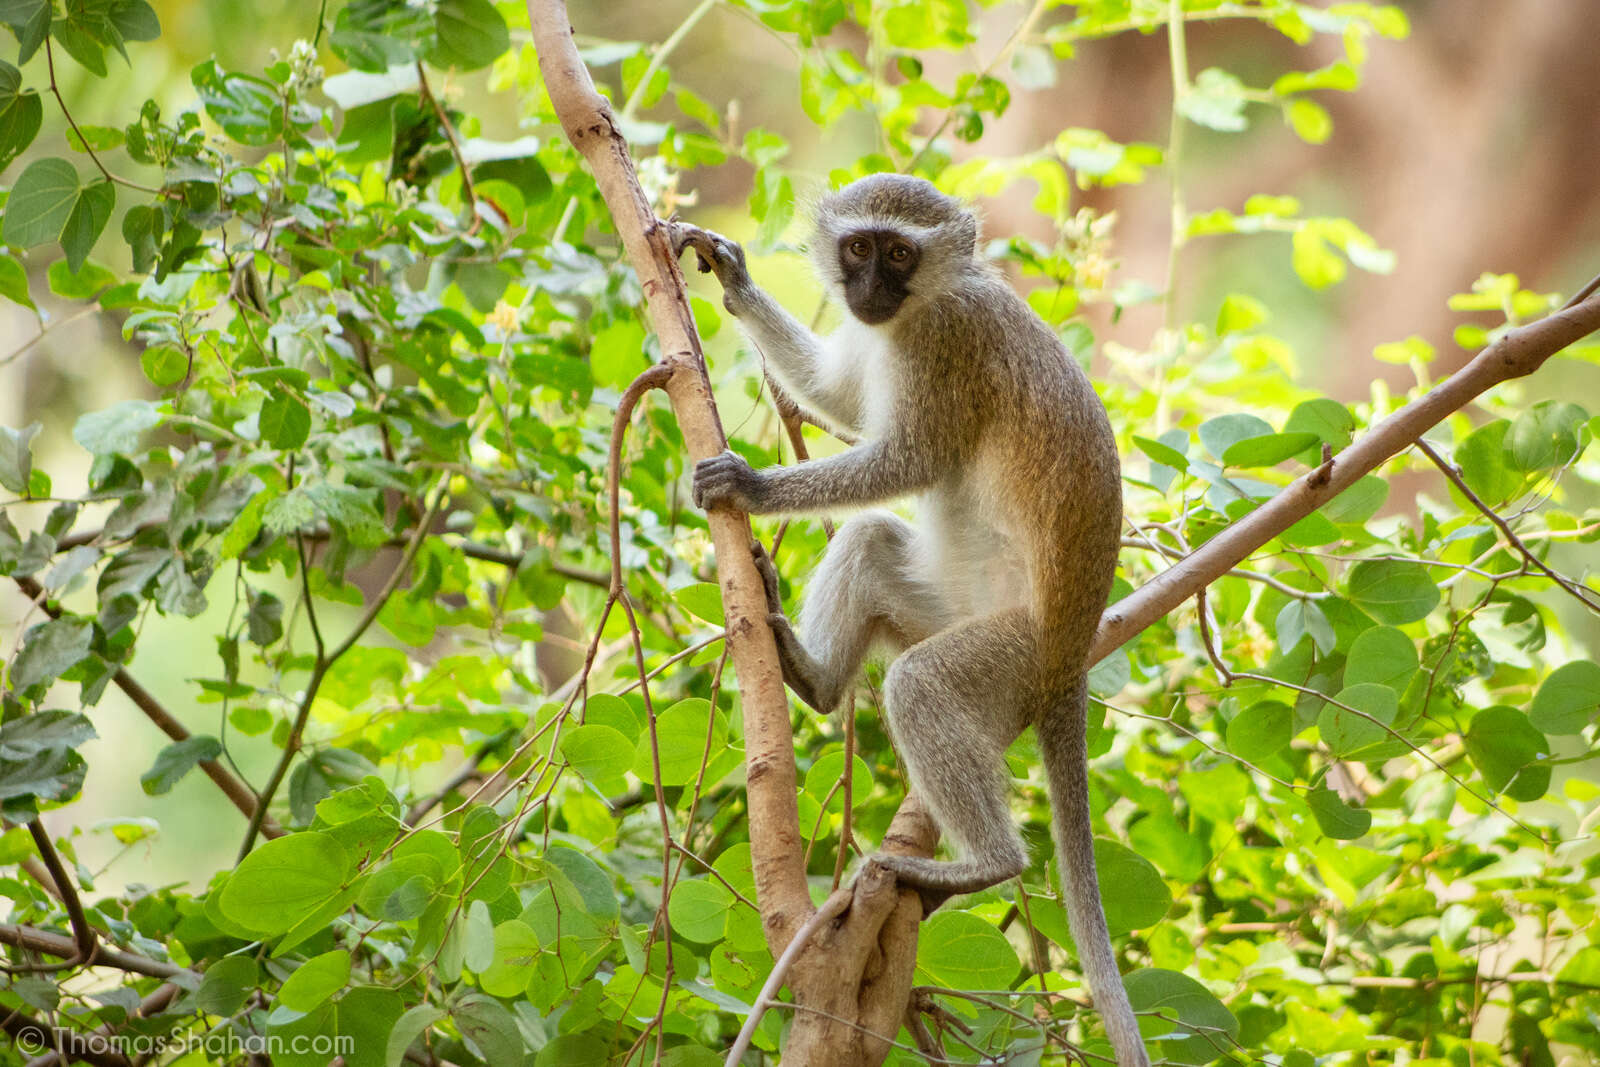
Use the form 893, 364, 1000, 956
750, 541, 784, 616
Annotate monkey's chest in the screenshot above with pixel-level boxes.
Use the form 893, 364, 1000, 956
916, 490, 1027, 617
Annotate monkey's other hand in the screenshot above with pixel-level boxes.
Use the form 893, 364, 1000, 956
693, 450, 764, 513
668, 223, 751, 310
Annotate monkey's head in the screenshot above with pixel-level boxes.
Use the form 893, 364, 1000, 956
812, 174, 980, 326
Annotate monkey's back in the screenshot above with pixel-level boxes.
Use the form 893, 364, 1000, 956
897, 273, 1121, 684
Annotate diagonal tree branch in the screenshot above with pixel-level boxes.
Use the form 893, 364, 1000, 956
1088, 284, 1600, 666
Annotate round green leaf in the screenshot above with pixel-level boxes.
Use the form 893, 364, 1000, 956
1343, 626, 1418, 691
667, 878, 733, 943
476, 919, 539, 996
1320, 474, 1388, 524
1308, 785, 1372, 840
633, 698, 721, 787
1124, 967, 1240, 1065
560, 724, 634, 787
218, 832, 353, 936
1466, 705, 1550, 799
278, 949, 351, 1011
194, 955, 259, 1015
2, 157, 79, 248
916, 910, 1020, 989
1225, 700, 1293, 762
584, 692, 641, 742
1319, 683, 1398, 756
671, 581, 726, 626
260, 390, 312, 450
1529, 660, 1600, 734
1346, 559, 1439, 624
427, 0, 511, 71
1198, 413, 1273, 461
1456, 420, 1522, 503
335, 986, 404, 1067
1093, 838, 1171, 933
140, 345, 188, 387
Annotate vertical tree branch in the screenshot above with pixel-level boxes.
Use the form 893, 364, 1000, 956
529, 0, 813, 949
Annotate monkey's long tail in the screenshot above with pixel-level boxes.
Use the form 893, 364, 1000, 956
1038, 677, 1151, 1067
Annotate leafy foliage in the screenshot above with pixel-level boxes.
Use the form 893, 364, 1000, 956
1, 1, 1597, 1066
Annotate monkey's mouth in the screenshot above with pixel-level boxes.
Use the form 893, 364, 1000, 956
846, 291, 907, 325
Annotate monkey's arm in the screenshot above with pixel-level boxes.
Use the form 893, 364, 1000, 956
672, 223, 866, 434
693, 433, 945, 516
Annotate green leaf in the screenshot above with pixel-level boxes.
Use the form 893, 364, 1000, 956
336, 987, 405, 1067
385, 1004, 445, 1067
671, 581, 725, 626
1505, 400, 1587, 471
1319, 682, 1398, 756
1346, 559, 1439, 624
668, 878, 733, 943
73, 399, 161, 455
451, 995, 523, 1066
476, 919, 538, 996
0, 59, 41, 171
260, 391, 312, 450
1123, 967, 1239, 1064
1180, 67, 1249, 132
192, 60, 281, 145
1284, 398, 1355, 450
588, 319, 647, 389
1225, 701, 1293, 762
12, 617, 94, 695
1456, 420, 1522, 503
0, 421, 39, 493
1528, 660, 1600, 734
46, 257, 116, 299
0, 0, 49, 64
427, 0, 509, 70
1094, 838, 1171, 934
60, 180, 115, 274
140, 735, 222, 795
917, 910, 1020, 989
1284, 97, 1331, 143
1343, 626, 1418, 691
1275, 598, 1334, 655
1133, 434, 1188, 472
195, 956, 259, 1015
278, 949, 351, 1011
559, 724, 633, 788
633, 698, 720, 787
1198, 413, 1272, 461
1222, 431, 1321, 468
218, 832, 354, 937
1320, 474, 1388, 524
1465, 705, 1550, 800
1308, 786, 1372, 839
2, 158, 81, 248
0, 252, 33, 309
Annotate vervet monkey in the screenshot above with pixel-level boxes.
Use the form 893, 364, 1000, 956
673, 174, 1142, 1066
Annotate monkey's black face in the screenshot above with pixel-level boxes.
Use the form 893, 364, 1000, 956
837, 229, 921, 325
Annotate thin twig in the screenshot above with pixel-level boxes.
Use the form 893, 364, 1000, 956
1414, 439, 1598, 613
415, 61, 479, 232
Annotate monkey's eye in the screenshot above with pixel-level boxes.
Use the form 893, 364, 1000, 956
887, 245, 910, 262
847, 238, 870, 258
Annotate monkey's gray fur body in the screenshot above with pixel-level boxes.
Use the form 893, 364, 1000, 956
677, 174, 1144, 1066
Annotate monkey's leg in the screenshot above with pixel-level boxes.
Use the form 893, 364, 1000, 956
871, 609, 1038, 910
774, 511, 949, 715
